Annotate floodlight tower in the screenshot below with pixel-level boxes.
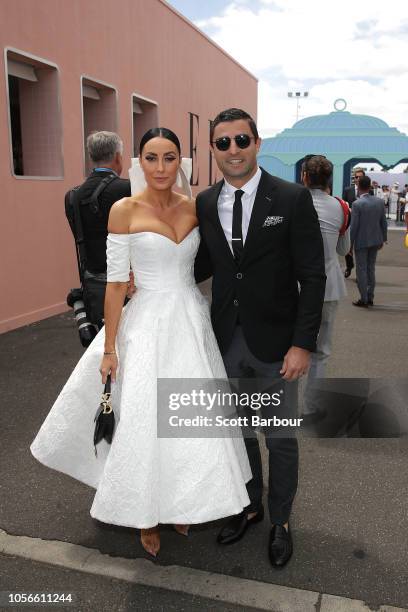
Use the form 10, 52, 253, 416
287, 91, 309, 122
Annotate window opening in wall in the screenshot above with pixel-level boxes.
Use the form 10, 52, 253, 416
132, 95, 159, 157
6, 50, 63, 178
8, 75, 23, 175
82, 77, 117, 175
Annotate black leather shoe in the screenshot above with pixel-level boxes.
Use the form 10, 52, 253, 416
352, 299, 368, 308
268, 524, 293, 568
367, 300, 374, 306
217, 507, 264, 545
344, 268, 352, 278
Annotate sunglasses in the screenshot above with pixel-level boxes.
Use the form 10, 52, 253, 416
212, 134, 256, 151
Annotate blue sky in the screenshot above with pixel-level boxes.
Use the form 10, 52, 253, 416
167, 0, 408, 164
167, 0, 223, 21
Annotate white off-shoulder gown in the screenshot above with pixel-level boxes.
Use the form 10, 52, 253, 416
31, 227, 251, 528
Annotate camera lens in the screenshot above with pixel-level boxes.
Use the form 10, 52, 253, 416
67, 289, 97, 347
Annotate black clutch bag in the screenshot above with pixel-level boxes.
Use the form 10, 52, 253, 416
94, 374, 115, 456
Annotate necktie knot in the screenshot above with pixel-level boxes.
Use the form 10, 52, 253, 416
234, 189, 244, 202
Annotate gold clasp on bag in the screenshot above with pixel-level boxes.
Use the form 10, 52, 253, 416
101, 392, 112, 414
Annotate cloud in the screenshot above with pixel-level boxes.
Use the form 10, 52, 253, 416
193, 0, 408, 137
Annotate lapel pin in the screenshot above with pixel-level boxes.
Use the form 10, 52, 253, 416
265, 196, 272, 202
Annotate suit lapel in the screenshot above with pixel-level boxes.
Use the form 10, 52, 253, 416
241, 169, 278, 262
205, 179, 236, 263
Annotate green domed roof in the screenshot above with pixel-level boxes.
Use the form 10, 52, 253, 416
260, 108, 408, 155
293, 111, 389, 131
258, 103, 408, 197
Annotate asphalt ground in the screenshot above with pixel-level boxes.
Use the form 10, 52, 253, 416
0, 554, 260, 612
0, 230, 407, 610
327, 228, 408, 378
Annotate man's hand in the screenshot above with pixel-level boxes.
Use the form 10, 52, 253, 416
126, 271, 136, 299
280, 346, 311, 381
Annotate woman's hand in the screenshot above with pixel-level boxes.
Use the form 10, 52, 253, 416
100, 353, 118, 384
127, 271, 136, 299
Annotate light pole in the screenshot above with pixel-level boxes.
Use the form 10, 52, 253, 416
287, 91, 309, 122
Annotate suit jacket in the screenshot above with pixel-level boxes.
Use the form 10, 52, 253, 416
350, 194, 388, 250
65, 170, 131, 273
194, 168, 326, 362
309, 189, 350, 302
343, 185, 358, 207
343, 184, 373, 207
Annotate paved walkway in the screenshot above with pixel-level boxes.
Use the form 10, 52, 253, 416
0, 231, 407, 611
1, 531, 405, 611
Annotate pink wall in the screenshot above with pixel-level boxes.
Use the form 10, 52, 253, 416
19, 67, 62, 176
0, 0, 257, 333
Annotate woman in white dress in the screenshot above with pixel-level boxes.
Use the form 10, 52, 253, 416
30, 128, 251, 557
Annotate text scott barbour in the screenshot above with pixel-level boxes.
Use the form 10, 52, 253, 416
168, 415, 303, 427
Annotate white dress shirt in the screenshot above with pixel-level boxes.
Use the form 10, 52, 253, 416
217, 167, 262, 253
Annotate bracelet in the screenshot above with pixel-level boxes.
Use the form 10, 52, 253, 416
104, 351, 116, 355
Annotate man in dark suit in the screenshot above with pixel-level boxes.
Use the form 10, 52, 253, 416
343, 167, 366, 278
65, 131, 132, 327
195, 108, 326, 567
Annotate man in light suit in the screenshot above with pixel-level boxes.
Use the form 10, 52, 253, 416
195, 108, 326, 568
300, 155, 350, 421
350, 175, 387, 307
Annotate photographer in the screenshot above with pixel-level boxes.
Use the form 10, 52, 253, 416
65, 131, 131, 345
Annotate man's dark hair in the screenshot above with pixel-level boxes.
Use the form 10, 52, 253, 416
302, 155, 333, 189
139, 127, 181, 156
210, 108, 259, 142
358, 175, 371, 191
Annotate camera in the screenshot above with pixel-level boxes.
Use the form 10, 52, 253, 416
66, 288, 97, 347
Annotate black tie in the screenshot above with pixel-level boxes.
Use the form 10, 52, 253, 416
232, 189, 244, 261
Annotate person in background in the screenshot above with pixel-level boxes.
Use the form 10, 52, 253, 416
300, 155, 350, 423
350, 176, 387, 307
342, 168, 366, 278
65, 131, 133, 330
66, 131, 131, 276
388, 182, 400, 219
379, 185, 390, 218
371, 180, 380, 197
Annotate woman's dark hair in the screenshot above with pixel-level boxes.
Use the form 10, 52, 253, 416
139, 127, 181, 156
302, 155, 333, 189
210, 108, 259, 141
